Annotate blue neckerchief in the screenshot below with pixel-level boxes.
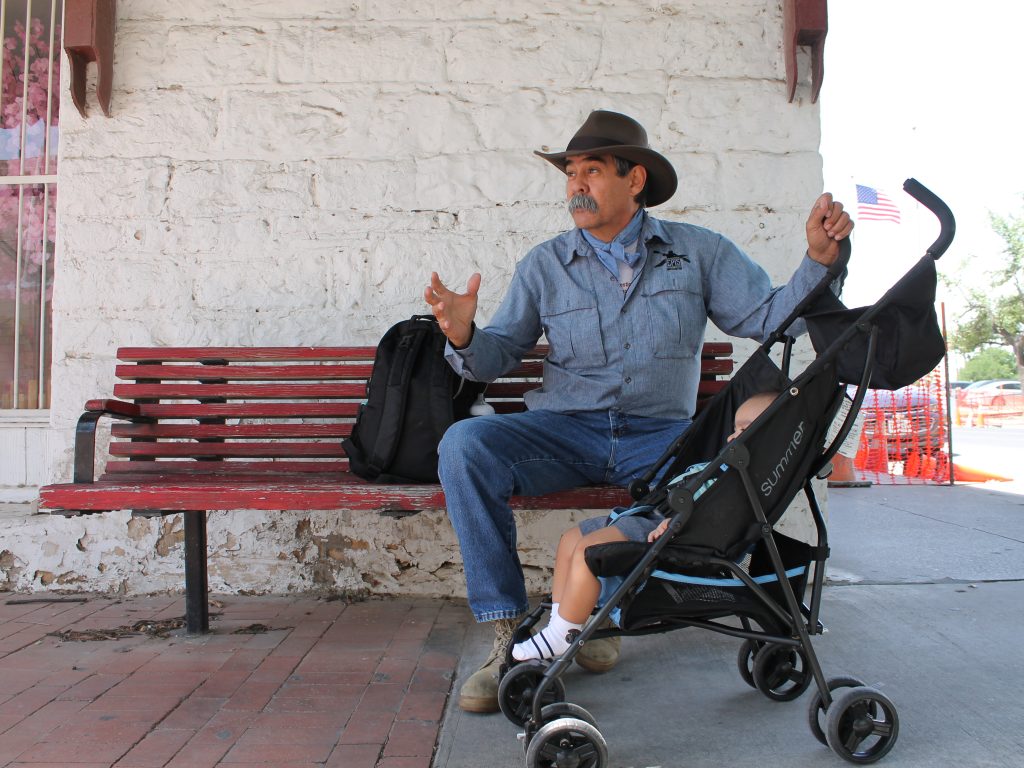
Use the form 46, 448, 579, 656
581, 208, 646, 277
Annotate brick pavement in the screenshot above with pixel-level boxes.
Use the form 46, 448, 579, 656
0, 593, 469, 767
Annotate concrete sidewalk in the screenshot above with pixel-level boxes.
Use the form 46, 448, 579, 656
434, 483, 1024, 768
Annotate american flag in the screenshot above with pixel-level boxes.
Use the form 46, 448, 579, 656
856, 184, 901, 223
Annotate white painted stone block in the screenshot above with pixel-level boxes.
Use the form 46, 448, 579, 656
302, 24, 446, 84
119, 0, 359, 23
58, 91, 221, 160
114, 23, 276, 90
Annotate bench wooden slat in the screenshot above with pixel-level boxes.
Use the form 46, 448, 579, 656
131, 403, 362, 419
108, 442, 346, 459
116, 363, 378, 381
113, 383, 368, 400
102, 461, 349, 476
700, 342, 732, 356
114, 362, 550, 382
40, 477, 630, 512
111, 424, 353, 439
701, 358, 734, 375
507, 361, 544, 377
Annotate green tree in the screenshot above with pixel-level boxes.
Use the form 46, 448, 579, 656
951, 200, 1024, 383
960, 347, 1016, 380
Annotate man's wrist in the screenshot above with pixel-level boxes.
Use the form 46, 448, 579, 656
450, 323, 475, 350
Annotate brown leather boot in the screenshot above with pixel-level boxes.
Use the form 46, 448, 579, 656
575, 620, 621, 673
457, 617, 520, 713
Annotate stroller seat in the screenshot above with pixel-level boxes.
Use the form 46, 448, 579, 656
587, 531, 812, 633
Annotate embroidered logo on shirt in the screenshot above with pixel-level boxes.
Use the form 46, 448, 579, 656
663, 252, 691, 270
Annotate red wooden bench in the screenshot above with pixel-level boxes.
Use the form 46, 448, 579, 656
39, 343, 733, 634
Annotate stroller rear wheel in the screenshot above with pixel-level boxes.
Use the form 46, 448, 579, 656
751, 643, 812, 701
736, 639, 765, 688
525, 717, 608, 768
825, 686, 900, 764
807, 676, 867, 745
498, 661, 566, 727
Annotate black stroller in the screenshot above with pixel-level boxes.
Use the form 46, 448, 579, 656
495, 180, 955, 767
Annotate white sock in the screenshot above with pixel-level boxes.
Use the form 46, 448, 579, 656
512, 609, 583, 662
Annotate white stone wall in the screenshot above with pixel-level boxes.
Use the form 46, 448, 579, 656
2, 0, 826, 598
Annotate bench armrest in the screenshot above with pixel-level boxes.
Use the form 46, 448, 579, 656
75, 400, 152, 484
84, 398, 143, 418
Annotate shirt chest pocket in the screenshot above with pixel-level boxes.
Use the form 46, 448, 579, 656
540, 303, 607, 369
642, 268, 705, 359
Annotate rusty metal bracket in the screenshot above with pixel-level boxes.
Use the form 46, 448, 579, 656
784, 0, 828, 103
63, 0, 116, 117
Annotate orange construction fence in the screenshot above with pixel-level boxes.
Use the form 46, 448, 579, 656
849, 371, 951, 485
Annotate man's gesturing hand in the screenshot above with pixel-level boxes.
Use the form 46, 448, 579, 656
424, 272, 481, 349
806, 193, 854, 266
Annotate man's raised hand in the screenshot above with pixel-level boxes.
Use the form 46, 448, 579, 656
805, 193, 854, 266
424, 272, 481, 349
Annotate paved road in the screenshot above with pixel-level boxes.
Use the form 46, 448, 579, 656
950, 423, 1023, 490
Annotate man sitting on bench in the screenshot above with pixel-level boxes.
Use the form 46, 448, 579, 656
423, 109, 853, 713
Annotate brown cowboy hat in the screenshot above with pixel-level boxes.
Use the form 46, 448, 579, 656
534, 110, 678, 208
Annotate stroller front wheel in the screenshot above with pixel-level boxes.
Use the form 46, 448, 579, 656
825, 686, 900, 764
525, 717, 608, 768
498, 660, 566, 727
807, 676, 867, 745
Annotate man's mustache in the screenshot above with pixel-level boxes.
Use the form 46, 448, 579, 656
568, 193, 598, 214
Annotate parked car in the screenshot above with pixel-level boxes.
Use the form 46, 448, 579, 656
856, 386, 945, 460
962, 379, 1024, 408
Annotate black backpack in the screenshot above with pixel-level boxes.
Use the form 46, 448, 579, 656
342, 315, 486, 483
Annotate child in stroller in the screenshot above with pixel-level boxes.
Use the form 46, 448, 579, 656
512, 391, 778, 663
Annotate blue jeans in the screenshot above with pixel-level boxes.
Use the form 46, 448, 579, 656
437, 409, 690, 622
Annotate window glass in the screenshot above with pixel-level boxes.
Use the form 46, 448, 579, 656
0, 0, 61, 409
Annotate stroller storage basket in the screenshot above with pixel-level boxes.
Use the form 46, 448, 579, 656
611, 532, 812, 633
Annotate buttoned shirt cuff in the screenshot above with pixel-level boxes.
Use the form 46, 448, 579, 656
444, 327, 480, 377
799, 250, 831, 280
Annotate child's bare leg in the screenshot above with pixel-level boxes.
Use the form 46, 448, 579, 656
513, 525, 627, 662
551, 525, 583, 604
558, 526, 628, 623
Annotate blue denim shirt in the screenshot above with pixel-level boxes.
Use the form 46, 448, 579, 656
445, 214, 829, 420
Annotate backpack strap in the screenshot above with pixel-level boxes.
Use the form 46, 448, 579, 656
427, 324, 456, 431
364, 322, 430, 477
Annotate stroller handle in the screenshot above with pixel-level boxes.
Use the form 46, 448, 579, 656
903, 178, 955, 259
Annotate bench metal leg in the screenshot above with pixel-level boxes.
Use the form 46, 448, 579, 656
183, 511, 209, 634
